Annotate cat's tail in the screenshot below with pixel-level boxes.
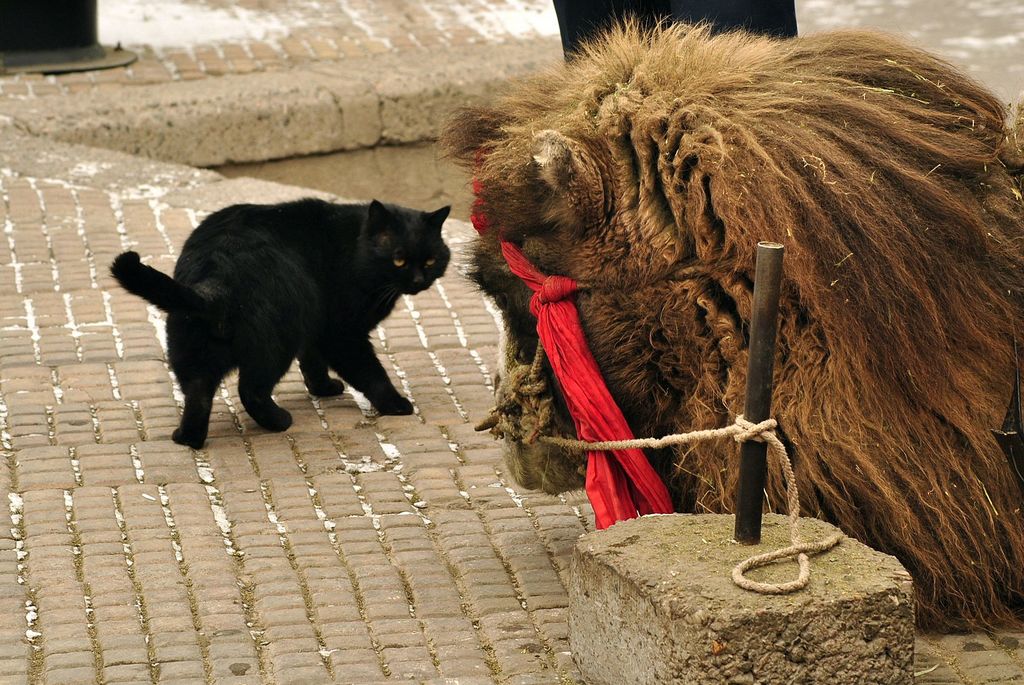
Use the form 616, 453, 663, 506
109, 251, 207, 314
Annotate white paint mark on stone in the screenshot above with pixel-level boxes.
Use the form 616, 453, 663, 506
107, 363, 123, 401
21, 299, 42, 365
434, 281, 467, 347
63, 292, 85, 361
505, 486, 525, 508
24, 179, 63, 294
343, 456, 385, 474
158, 486, 186, 563
149, 199, 178, 257
129, 444, 146, 484
49, 369, 64, 405
69, 446, 84, 487
68, 162, 113, 180
102, 290, 126, 361
204, 485, 235, 547
401, 294, 467, 419
69, 187, 100, 288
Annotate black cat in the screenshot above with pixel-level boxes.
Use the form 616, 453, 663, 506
110, 198, 450, 448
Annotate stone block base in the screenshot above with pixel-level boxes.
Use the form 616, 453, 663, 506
568, 514, 914, 685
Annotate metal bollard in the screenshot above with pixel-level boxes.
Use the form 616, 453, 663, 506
734, 241, 785, 545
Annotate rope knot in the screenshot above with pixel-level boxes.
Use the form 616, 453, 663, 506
732, 415, 778, 445
538, 275, 578, 304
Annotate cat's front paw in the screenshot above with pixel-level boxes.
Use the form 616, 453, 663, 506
172, 427, 206, 449
307, 378, 346, 397
374, 395, 414, 416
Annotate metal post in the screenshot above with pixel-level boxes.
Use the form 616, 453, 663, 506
734, 241, 785, 544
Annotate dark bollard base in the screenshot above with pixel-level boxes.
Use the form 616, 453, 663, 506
1, 44, 137, 76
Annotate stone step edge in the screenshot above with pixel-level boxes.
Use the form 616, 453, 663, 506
0, 36, 561, 168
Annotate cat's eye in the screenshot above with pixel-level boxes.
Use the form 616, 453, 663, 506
393, 256, 406, 267
425, 257, 436, 266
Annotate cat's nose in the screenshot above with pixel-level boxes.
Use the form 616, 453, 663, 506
412, 271, 425, 286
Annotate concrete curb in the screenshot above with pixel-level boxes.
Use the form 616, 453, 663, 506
0, 36, 561, 168
0, 124, 219, 192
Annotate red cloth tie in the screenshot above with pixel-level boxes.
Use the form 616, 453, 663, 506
538, 275, 576, 304
472, 185, 674, 529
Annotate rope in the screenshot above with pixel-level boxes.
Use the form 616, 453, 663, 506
548, 415, 843, 594
475, 344, 562, 448
476, 344, 844, 594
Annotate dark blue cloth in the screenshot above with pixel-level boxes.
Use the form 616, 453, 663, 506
551, 0, 797, 58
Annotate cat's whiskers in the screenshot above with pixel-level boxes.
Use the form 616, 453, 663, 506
369, 284, 400, 312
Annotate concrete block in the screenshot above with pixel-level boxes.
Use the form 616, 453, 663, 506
569, 514, 914, 685
331, 78, 383, 150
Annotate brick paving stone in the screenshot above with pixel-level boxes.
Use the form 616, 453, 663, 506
74, 444, 136, 486
156, 659, 205, 679
44, 666, 98, 685
102, 662, 152, 682
926, 633, 1024, 684
15, 447, 77, 490
135, 442, 195, 485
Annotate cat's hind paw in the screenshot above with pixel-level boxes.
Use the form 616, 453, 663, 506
375, 395, 414, 416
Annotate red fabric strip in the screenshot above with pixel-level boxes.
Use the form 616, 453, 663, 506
471, 184, 674, 528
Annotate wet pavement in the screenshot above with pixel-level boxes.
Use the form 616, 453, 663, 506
217, 144, 474, 223
798, 0, 1023, 102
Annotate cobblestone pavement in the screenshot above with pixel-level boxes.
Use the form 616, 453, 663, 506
0, 159, 594, 685
0, 141, 1023, 685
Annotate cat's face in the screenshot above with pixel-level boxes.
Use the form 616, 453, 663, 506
366, 200, 451, 294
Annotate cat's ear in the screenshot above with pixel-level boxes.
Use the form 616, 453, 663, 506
367, 199, 392, 233
426, 205, 451, 230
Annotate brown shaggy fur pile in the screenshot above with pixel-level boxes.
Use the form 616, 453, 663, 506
442, 22, 1024, 630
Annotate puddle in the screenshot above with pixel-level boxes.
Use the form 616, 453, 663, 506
213, 142, 474, 222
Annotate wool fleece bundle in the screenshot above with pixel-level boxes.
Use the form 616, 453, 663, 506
442, 22, 1024, 630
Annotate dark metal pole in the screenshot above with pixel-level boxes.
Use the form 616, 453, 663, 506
734, 241, 785, 544
0, 1, 137, 75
